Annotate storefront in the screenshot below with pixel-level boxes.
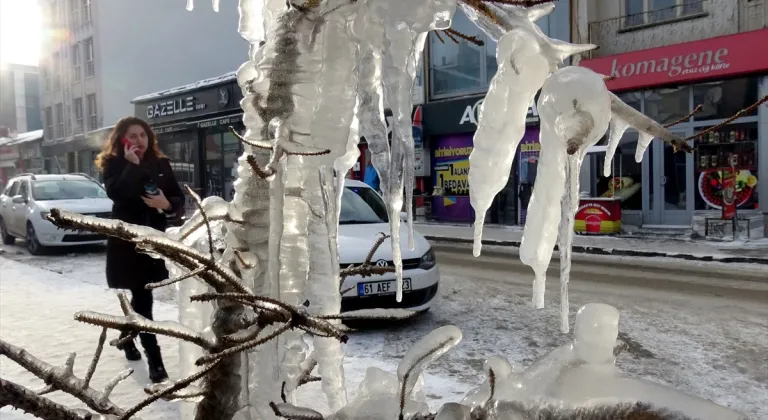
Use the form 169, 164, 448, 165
580, 28, 768, 238
134, 73, 426, 215
0, 130, 45, 184
132, 74, 245, 212
421, 94, 540, 224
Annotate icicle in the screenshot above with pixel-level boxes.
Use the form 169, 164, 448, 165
380, 0, 458, 302
468, 28, 549, 257
557, 154, 582, 333
186, 0, 194, 11
635, 131, 656, 163
212, 0, 220, 12
603, 116, 630, 177
520, 66, 611, 312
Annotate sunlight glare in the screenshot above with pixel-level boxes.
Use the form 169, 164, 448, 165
0, 0, 44, 66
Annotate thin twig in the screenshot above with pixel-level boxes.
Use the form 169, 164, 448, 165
685, 95, 768, 141
443, 28, 484, 46
120, 360, 221, 419
184, 185, 214, 260
83, 328, 108, 388
664, 104, 703, 128
147, 266, 207, 290
246, 154, 276, 179
196, 322, 292, 366
434, 31, 445, 43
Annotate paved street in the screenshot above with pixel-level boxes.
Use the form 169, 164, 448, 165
1, 240, 767, 418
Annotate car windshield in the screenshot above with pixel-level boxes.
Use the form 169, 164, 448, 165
31, 180, 107, 201
340, 186, 388, 224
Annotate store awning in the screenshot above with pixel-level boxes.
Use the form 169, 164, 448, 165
43, 135, 103, 156
0, 160, 16, 168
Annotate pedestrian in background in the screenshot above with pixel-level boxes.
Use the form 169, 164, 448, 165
94, 116, 184, 383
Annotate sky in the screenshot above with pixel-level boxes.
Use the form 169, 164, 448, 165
0, 0, 44, 66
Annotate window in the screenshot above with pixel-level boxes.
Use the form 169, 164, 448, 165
71, 43, 81, 82
44, 107, 53, 137
624, 0, 705, 28
41, 64, 50, 91
73, 98, 84, 133
55, 103, 64, 139
24, 73, 43, 131
428, 6, 565, 100
31, 180, 107, 201
53, 52, 61, 90
82, 0, 92, 23
4, 181, 19, 197
69, 0, 80, 27
18, 180, 29, 201
692, 78, 759, 121
86, 94, 97, 130
428, 10, 492, 99
84, 37, 94, 77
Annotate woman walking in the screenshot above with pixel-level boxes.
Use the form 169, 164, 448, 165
94, 116, 185, 383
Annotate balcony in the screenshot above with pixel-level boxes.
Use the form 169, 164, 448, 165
588, 0, 766, 57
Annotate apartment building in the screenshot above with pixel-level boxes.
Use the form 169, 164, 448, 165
0, 63, 42, 134
573, 0, 768, 239
38, 0, 247, 176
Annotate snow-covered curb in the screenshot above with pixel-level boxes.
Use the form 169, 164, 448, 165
424, 236, 768, 265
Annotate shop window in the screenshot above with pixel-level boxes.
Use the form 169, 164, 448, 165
643, 86, 690, 126
222, 130, 242, 201
692, 122, 758, 211
591, 130, 643, 211
692, 78, 759, 121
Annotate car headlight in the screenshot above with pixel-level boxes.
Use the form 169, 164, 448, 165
419, 248, 436, 270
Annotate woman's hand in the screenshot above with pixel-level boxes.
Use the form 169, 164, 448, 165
142, 189, 172, 211
124, 144, 140, 165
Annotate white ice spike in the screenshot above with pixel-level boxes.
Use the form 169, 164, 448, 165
468, 28, 549, 257
635, 131, 656, 163
186, 0, 194, 11
603, 115, 630, 177
520, 66, 611, 311
380, 0, 458, 301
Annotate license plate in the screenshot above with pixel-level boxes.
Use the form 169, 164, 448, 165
358, 279, 411, 296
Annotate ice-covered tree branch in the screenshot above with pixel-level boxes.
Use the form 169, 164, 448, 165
0, 339, 130, 417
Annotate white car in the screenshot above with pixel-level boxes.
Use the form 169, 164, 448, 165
0, 173, 113, 254
339, 180, 439, 312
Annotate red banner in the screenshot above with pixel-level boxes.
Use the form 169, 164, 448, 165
721, 168, 737, 220
580, 28, 768, 91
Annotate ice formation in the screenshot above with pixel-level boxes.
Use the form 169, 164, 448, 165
166, 1, 747, 419
377, 0, 457, 302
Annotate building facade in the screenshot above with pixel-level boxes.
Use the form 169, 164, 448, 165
421, 0, 571, 224
577, 0, 767, 238
0, 63, 42, 134
38, 0, 249, 175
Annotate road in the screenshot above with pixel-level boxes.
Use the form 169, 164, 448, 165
1, 240, 766, 418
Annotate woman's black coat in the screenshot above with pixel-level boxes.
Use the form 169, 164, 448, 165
103, 155, 185, 290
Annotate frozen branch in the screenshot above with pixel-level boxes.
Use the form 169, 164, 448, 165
75, 291, 216, 351
0, 339, 128, 416
183, 185, 214, 259
340, 233, 395, 282
0, 377, 95, 420
83, 328, 108, 388
269, 402, 324, 420
609, 93, 692, 153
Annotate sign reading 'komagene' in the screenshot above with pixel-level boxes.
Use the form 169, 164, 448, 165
580, 28, 768, 91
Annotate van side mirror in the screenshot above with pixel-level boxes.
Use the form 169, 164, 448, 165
12, 195, 26, 204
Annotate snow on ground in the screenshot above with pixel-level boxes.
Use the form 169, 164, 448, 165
0, 257, 468, 419
2, 243, 767, 419
414, 222, 768, 260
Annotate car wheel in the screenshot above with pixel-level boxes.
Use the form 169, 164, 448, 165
26, 223, 46, 255
0, 218, 14, 245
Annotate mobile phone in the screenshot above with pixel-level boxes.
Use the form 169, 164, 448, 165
121, 137, 134, 148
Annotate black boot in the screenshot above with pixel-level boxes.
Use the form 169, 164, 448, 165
116, 335, 142, 361
145, 347, 169, 383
